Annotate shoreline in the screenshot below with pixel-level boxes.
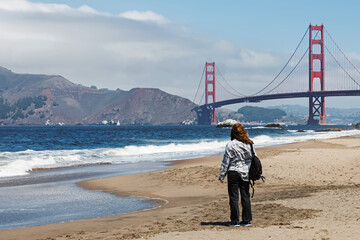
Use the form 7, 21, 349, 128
1, 126, 359, 179
0, 135, 359, 239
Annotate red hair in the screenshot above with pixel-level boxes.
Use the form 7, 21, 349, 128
230, 123, 254, 144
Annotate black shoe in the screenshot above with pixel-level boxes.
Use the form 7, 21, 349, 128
239, 221, 251, 227
228, 222, 240, 227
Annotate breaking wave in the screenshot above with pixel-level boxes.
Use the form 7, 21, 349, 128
1, 128, 359, 178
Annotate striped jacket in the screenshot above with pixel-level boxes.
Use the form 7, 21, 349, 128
218, 139, 255, 182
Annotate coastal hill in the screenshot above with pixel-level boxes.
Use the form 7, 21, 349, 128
216, 106, 287, 124
237, 106, 286, 123
0, 67, 196, 125
217, 105, 360, 125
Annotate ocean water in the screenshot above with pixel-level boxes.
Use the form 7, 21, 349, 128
1, 125, 359, 178
0, 125, 359, 230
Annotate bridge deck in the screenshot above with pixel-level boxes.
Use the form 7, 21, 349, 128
195, 90, 360, 109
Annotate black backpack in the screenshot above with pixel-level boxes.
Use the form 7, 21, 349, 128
249, 144, 265, 197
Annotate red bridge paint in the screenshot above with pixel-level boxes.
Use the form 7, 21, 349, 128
205, 62, 216, 124
309, 24, 326, 125
193, 24, 360, 125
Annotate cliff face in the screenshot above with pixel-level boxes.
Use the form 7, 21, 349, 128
85, 88, 196, 125
0, 67, 196, 125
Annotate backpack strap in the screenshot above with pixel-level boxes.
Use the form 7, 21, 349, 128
250, 144, 255, 157
249, 144, 265, 198
249, 144, 255, 198
250, 180, 255, 198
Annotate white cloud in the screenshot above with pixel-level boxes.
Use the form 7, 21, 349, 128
0, 0, 77, 13
0, 0, 289, 105
220, 49, 279, 70
0, 0, 167, 22
239, 49, 279, 68
347, 52, 360, 63
119, 10, 169, 24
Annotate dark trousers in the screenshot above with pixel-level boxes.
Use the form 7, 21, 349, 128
227, 171, 252, 223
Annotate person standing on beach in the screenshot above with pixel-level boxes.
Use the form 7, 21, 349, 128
218, 123, 254, 227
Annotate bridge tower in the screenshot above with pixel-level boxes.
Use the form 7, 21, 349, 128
205, 62, 216, 124
193, 62, 216, 125
308, 24, 326, 125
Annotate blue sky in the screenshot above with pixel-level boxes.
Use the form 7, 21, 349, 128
27, 0, 359, 51
1, 0, 360, 109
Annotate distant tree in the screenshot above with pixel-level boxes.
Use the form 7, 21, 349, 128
13, 96, 47, 111
34, 96, 47, 109
11, 109, 25, 120
90, 85, 97, 90
16, 97, 29, 110
0, 97, 11, 119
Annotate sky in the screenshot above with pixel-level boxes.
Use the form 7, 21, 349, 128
1, 0, 360, 109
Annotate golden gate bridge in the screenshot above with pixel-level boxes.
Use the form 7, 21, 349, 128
192, 24, 360, 125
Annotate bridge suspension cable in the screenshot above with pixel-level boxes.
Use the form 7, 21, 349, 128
324, 26, 360, 87
256, 27, 323, 95
251, 26, 310, 96
263, 47, 309, 95
324, 44, 360, 88
194, 24, 360, 125
194, 25, 359, 107
192, 64, 206, 105
216, 75, 245, 99
215, 66, 247, 97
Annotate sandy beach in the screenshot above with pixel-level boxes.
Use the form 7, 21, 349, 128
0, 135, 359, 240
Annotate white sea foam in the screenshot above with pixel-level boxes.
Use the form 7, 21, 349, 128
246, 126, 266, 129
0, 140, 228, 178
105, 141, 226, 156
255, 129, 360, 147
287, 130, 315, 133
0, 129, 359, 178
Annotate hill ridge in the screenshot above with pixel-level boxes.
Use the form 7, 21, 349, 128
0, 67, 196, 125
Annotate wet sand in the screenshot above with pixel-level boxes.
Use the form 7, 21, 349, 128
0, 136, 359, 240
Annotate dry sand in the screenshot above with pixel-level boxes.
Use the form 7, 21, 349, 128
0, 136, 359, 240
